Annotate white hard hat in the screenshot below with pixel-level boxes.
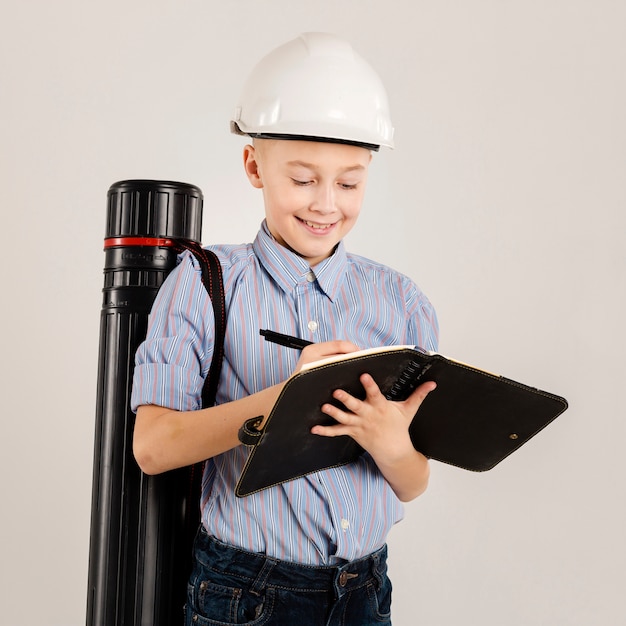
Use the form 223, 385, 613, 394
230, 32, 395, 150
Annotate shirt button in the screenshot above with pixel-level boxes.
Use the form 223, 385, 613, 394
341, 518, 350, 531
306, 270, 316, 283
307, 320, 318, 332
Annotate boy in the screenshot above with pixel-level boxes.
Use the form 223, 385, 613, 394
132, 33, 438, 625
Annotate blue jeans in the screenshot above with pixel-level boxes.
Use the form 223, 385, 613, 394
184, 526, 393, 625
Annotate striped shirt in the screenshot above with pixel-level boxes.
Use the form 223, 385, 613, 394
132, 220, 439, 565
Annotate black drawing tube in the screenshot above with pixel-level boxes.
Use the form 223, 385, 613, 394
87, 180, 203, 625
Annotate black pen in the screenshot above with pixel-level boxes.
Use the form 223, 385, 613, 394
260, 329, 314, 350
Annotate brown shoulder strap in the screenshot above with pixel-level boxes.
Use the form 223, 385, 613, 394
173, 240, 226, 408
172, 240, 226, 553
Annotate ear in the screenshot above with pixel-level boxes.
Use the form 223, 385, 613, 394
243, 144, 264, 189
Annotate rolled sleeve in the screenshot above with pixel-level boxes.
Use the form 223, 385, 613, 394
405, 280, 439, 353
130, 251, 215, 412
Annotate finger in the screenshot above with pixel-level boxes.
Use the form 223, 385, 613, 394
404, 381, 437, 412
321, 401, 358, 424
312, 402, 356, 437
295, 340, 361, 372
311, 422, 352, 438
327, 339, 361, 354
359, 373, 385, 403
303, 340, 360, 360
330, 388, 364, 414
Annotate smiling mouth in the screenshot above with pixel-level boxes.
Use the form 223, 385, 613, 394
298, 217, 335, 231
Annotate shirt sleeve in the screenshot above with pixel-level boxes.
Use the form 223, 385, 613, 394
404, 278, 440, 353
130, 251, 215, 413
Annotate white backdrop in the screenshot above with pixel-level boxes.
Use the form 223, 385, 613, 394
1, 1, 624, 624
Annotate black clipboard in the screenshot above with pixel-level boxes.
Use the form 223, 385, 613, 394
235, 346, 568, 497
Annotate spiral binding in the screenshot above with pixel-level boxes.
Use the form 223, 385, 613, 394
386, 360, 432, 400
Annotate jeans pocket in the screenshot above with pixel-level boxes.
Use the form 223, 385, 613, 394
185, 578, 275, 625
366, 577, 392, 622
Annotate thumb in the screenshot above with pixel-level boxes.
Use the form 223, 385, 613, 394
405, 381, 437, 413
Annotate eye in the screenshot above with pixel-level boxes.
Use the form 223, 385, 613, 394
338, 182, 358, 190
291, 178, 313, 186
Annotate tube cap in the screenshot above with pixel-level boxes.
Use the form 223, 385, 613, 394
106, 180, 203, 242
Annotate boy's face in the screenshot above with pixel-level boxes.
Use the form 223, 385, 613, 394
244, 139, 371, 267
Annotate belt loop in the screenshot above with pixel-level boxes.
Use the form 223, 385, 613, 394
250, 557, 277, 596
372, 551, 380, 569
371, 545, 387, 588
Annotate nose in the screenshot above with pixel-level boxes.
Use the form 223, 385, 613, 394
311, 183, 336, 215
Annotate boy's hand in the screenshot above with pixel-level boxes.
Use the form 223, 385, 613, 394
312, 373, 437, 501
293, 340, 360, 373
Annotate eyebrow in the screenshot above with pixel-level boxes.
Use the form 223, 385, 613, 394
286, 160, 366, 173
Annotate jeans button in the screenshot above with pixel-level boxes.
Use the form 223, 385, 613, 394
339, 571, 348, 587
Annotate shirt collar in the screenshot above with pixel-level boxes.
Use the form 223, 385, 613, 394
253, 220, 348, 301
